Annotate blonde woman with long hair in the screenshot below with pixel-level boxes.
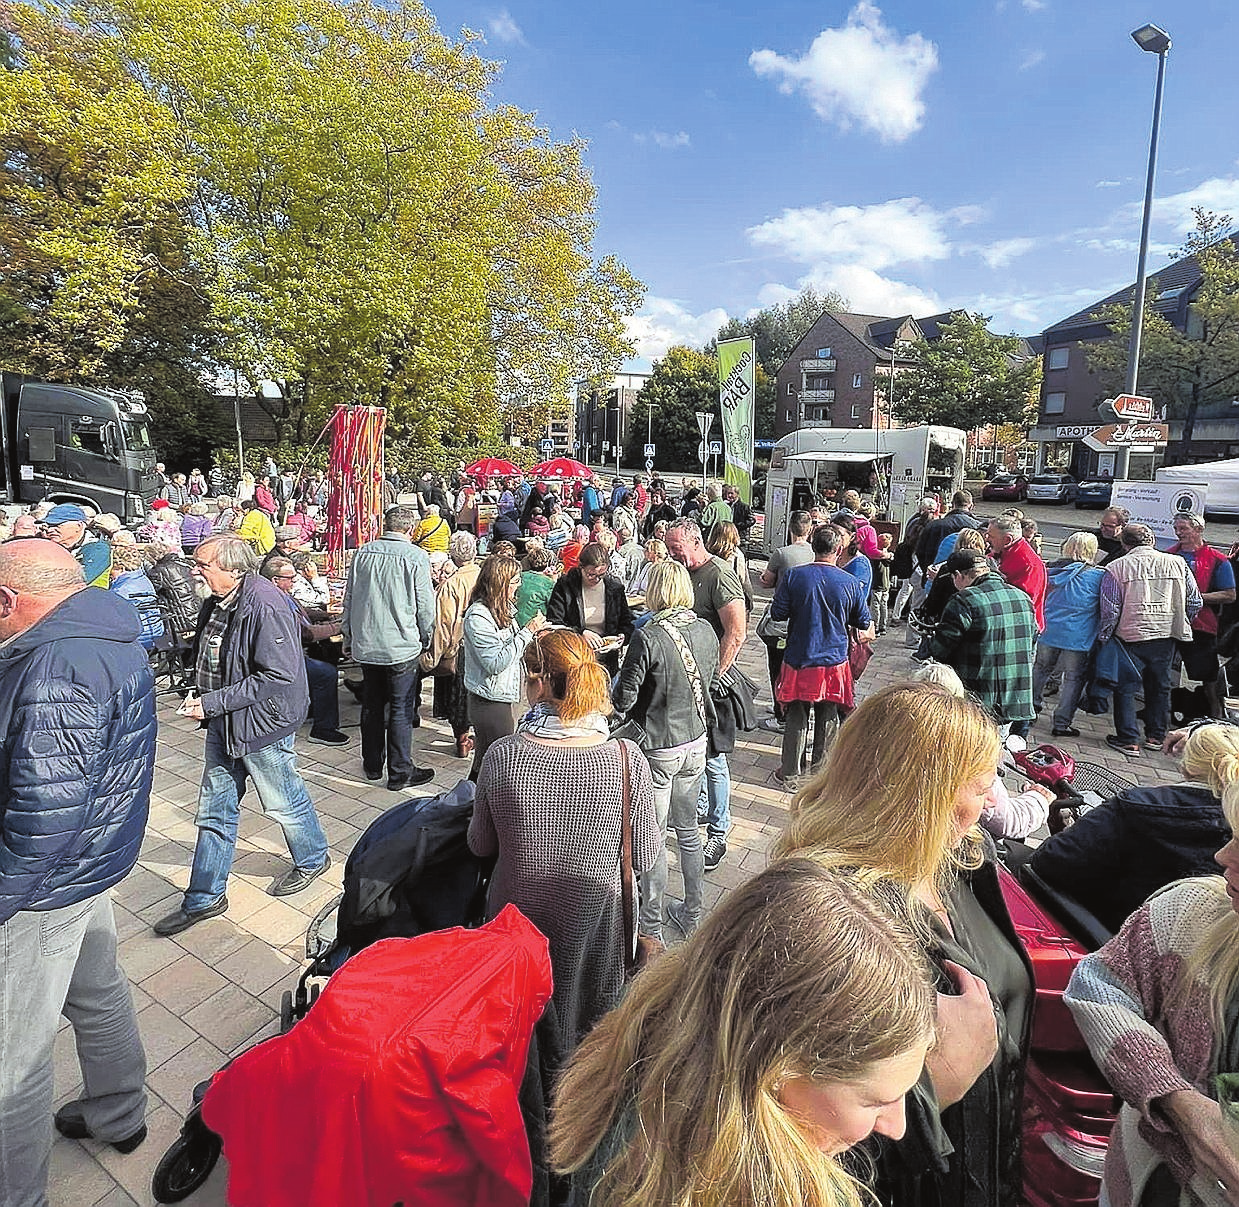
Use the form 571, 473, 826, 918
551, 859, 936, 1207
774, 682, 1033, 1207
1066, 724, 1239, 1207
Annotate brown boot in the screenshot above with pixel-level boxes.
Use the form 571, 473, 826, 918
455, 733, 475, 760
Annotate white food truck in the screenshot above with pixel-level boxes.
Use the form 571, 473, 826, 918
760, 425, 967, 555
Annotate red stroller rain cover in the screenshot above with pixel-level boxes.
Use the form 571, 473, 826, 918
201, 905, 553, 1207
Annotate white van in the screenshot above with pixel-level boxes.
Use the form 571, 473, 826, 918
760, 425, 967, 554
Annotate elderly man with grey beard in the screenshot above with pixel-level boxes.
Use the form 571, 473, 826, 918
154, 534, 330, 937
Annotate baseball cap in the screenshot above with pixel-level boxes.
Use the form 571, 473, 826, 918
44, 503, 87, 525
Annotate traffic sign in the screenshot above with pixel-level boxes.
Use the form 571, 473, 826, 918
708, 440, 722, 455
539, 438, 554, 454
696, 412, 714, 441
644, 458, 654, 472
571, 439, 580, 451
643, 443, 656, 458
1112, 393, 1154, 421
602, 441, 610, 452
1099, 393, 1155, 423
697, 442, 707, 462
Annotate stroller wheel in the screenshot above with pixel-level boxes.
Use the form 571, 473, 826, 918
151, 1116, 222, 1203
279, 989, 294, 1033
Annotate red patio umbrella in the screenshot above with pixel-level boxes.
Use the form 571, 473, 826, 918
529, 457, 591, 480
463, 457, 521, 482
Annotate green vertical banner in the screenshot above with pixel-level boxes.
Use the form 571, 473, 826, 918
717, 336, 756, 503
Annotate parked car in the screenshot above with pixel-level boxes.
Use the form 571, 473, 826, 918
981, 473, 1029, 503
1027, 473, 1077, 503
1073, 479, 1114, 509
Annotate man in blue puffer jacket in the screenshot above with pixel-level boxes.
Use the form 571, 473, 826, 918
0, 539, 156, 1204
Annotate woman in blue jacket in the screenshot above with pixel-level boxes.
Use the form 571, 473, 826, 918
108, 543, 166, 650
1031, 531, 1105, 736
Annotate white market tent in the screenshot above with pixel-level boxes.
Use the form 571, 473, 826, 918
1155, 459, 1239, 516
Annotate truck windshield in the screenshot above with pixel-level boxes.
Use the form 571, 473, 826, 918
121, 420, 153, 452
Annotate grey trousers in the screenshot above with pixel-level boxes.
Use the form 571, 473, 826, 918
467, 693, 518, 782
639, 738, 708, 937
781, 700, 843, 779
0, 892, 147, 1207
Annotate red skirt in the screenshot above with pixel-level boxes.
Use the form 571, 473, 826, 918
776, 660, 854, 710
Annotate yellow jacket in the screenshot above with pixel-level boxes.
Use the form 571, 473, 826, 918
412, 515, 451, 554
238, 509, 275, 555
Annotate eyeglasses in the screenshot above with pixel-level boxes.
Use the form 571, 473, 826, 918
275, 572, 297, 580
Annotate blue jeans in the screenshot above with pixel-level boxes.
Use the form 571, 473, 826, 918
361, 660, 420, 779
640, 739, 708, 936
0, 893, 146, 1207
184, 726, 328, 911
697, 751, 731, 840
1032, 645, 1089, 730
1113, 637, 1176, 744
304, 656, 339, 736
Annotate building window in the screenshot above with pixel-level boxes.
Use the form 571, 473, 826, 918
805, 374, 829, 390
785, 409, 792, 422
850, 404, 861, 419
1044, 391, 1066, 415
1047, 347, 1069, 371
816, 347, 832, 358
787, 383, 795, 395
852, 372, 863, 388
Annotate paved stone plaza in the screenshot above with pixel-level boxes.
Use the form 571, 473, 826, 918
50, 569, 1184, 1205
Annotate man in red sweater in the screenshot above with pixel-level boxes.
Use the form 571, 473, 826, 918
987, 515, 1047, 632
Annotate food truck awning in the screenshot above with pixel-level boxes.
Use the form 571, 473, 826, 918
784, 451, 891, 463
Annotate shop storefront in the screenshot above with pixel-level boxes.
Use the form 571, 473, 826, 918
1030, 423, 1168, 479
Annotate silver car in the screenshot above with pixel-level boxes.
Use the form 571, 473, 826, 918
1026, 473, 1076, 503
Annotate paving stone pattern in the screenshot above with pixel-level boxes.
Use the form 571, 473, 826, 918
51, 560, 1183, 1205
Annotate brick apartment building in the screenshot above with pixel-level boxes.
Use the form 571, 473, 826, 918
1030, 239, 1239, 479
773, 309, 1037, 444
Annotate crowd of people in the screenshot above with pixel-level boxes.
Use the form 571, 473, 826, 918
12, 454, 1239, 1207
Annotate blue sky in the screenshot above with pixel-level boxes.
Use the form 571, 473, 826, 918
426, 0, 1239, 367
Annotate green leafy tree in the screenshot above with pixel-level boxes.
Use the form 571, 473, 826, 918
709, 285, 846, 437
625, 346, 720, 472
1085, 209, 1239, 453
891, 312, 1041, 431
0, 0, 642, 457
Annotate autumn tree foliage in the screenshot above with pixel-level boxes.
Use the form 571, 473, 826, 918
0, 0, 642, 453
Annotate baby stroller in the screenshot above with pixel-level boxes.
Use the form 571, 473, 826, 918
151, 780, 497, 1203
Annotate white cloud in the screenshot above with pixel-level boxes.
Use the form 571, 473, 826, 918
1151, 176, 1239, 233
625, 297, 729, 361
747, 197, 958, 270
1095, 179, 1123, 188
1022, 0, 1046, 11
487, 9, 525, 45
634, 130, 691, 150
978, 237, 1036, 269
814, 265, 941, 316
749, 2, 938, 143
1018, 49, 1045, 71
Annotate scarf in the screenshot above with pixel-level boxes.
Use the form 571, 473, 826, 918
517, 701, 611, 740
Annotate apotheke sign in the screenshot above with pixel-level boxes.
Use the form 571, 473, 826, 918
1055, 425, 1098, 439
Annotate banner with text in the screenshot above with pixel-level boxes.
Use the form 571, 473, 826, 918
1110, 480, 1208, 544
717, 336, 756, 503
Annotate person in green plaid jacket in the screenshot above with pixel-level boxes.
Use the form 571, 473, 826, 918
927, 549, 1037, 726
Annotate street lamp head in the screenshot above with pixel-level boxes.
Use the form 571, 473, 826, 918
1131, 24, 1171, 54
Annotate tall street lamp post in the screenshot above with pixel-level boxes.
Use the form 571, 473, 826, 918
1125, 23, 1171, 397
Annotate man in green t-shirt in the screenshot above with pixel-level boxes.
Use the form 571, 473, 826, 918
697, 485, 733, 537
